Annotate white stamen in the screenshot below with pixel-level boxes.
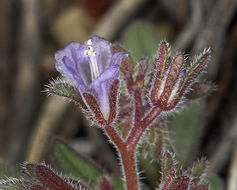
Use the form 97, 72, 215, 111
87, 39, 93, 45
88, 46, 93, 51
85, 44, 100, 81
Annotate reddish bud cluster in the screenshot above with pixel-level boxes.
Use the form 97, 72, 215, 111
151, 41, 211, 111
158, 152, 208, 190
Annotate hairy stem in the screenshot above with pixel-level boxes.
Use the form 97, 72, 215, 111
105, 126, 138, 190
104, 125, 124, 148
120, 147, 138, 190
134, 89, 144, 124
127, 107, 162, 150
104, 107, 162, 190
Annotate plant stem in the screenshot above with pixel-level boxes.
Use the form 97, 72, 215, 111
104, 107, 162, 190
127, 107, 162, 150
134, 89, 144, 123
105, 125, 139, 190
120, 147, 138, 190
105, 125, 138, 189
104, 125, 124, 147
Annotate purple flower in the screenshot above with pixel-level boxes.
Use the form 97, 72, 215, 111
55, 35, 128, 120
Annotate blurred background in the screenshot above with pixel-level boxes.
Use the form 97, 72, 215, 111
0, 0, 237, 189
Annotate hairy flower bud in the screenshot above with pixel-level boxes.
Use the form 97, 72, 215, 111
151, 41, 211, 111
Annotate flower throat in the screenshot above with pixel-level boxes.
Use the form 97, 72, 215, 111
85, 39, 100, 82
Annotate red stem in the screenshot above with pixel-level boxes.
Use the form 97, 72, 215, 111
105, 125, 138, 190
134, 89, 144, 124
104, 125, 124, 148
126, 107, 162, 151
120, 147, 138, 190
104, 106, 161, 190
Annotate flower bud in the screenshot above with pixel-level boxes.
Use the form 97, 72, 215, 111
151, 41, 211, 111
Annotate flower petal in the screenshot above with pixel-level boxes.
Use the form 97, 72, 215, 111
88, 51, 128, 92
55, 42, 91, 89
55, 36, 130, 123
89, 35, 112, 71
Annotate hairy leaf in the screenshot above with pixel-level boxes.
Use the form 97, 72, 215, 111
172, 99, 205, 166
46, 78, 83, 105
0, 163, 21, 179
49, 139, 102, 184
123, 21, 161, 61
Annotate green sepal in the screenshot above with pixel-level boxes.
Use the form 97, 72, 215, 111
191, 158, 208, 177
46, 78, 82, 104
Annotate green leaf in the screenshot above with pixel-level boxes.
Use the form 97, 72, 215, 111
0, 163, 22, 190
172, 99, 205, 166
112, 178, 124, 190
49, 139, 102, 185
0, 185, 18, 190
123, 21, 161, 61
0, 162, 21, 179
139, 155, 159, 186
205, 175, 224, 190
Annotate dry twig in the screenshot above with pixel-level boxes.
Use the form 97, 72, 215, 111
92, 0, 149, 39
192, 0, 237, 79
173, 0, 203, 51
5, 0, 40, 163
26, 97, 68, 162
209, 112, 237, 174
228, 144, 237, 190
0, 0, 13, 158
